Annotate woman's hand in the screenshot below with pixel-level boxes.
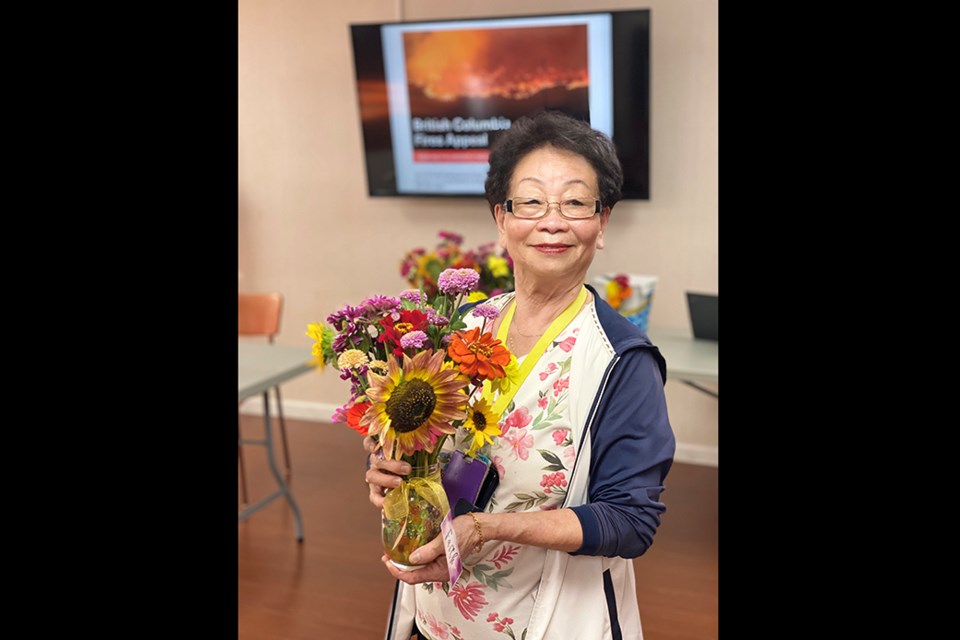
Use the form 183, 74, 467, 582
362, 435, 411, 508
380, 514, 483, 585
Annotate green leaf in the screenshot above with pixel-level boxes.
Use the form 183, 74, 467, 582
504, 491, 549, 511
531, 419, 553, 431
538, 449, 564, 471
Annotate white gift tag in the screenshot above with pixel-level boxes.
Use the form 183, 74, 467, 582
440, 510, 462, 586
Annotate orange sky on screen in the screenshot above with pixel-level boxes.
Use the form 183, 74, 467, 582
404, 26, 589, 102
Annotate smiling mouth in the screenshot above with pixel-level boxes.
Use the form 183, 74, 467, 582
533, 244, 571, 253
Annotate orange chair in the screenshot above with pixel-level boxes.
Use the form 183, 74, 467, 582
238, 293, 292, 505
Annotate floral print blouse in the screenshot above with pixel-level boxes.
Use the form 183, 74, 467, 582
414, 297, 589, 640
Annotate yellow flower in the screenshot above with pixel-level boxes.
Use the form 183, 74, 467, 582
487, 255, 511, 278
464, 397, 502, 457
306, 322, 332, 368
466, 291, 489, 303
360, 349, 469, 460
489, 353, 521, 397
337, 349, 369, 370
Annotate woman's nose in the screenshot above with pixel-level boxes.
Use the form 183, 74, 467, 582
535, 203, 570, 230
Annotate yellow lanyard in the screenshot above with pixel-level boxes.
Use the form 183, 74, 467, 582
484, 285, 588, 417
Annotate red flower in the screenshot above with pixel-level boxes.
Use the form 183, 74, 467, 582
345, 401, 372, 436
378, 310, 429, 356
448, 582, 488, 621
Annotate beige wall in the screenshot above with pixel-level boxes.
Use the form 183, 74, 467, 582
238, 0, 718, 461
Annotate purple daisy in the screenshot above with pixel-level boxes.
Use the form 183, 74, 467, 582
326, 304, 365, 327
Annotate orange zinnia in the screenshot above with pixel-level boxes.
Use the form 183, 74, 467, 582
447, 327, 511, 380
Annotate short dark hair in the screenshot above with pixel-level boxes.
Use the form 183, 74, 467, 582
484, 110, 624, 216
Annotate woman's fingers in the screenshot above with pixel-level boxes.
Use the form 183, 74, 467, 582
362, 441, 412, 507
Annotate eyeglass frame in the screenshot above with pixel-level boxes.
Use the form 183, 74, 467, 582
503, 196, 603, 220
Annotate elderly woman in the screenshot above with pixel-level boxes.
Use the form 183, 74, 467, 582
365, 110, 675, 640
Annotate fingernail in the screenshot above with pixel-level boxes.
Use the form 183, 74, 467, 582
399, 464, 411, 474
408, 551, 419, 563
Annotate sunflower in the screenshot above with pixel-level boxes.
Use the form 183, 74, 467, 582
360, 349, 469, 460
463, 397, 502, 457
447, 327, 511, 380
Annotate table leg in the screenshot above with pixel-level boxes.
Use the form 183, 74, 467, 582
260, 390, 304, 542
238, 410, 249, 506
237, 392, 305, 542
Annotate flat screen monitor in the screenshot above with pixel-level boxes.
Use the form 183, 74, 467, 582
349, 9, 650, 199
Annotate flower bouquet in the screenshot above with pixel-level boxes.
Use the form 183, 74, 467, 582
307, 268, 518, 569
400, 231, 514, 303
593, 273, 659, 333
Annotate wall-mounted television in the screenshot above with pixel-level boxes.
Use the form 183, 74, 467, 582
350, 9, 650, 199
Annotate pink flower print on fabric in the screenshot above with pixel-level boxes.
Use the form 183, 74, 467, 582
540, 471, 567, 494
557, 335, 577, 352
538, 362, 558, 381
553, 376, 569, 397
563, 446, 576, 466
449, 581, 488, 621
552, 428, 569, 445
492, 454, 506, 480
500, 405, 532, 435
538, 396, 548, 410
424, 612, 450, 639
503, 428, 534, 461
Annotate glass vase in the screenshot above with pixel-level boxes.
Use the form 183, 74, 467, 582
381, 462, 449, 570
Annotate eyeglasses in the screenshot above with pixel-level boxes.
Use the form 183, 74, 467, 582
504, 196, 602, 220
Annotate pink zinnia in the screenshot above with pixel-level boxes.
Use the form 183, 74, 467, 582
438, 268, 480, 295
470, 304, 500, 320
399, 289, 424, 304
400, 330, 429, 349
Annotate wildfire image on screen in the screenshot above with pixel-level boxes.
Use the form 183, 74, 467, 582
402, 25, 590, 163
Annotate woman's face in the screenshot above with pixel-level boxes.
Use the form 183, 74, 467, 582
494, 145, 610, 288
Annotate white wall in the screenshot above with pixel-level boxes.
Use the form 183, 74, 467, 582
238, 0, 718, 463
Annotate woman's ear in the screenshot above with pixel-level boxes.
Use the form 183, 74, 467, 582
494, 204, 508, 249
596, 208, 611, 250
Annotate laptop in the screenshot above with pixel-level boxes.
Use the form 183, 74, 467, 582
686, 292, 718, 341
